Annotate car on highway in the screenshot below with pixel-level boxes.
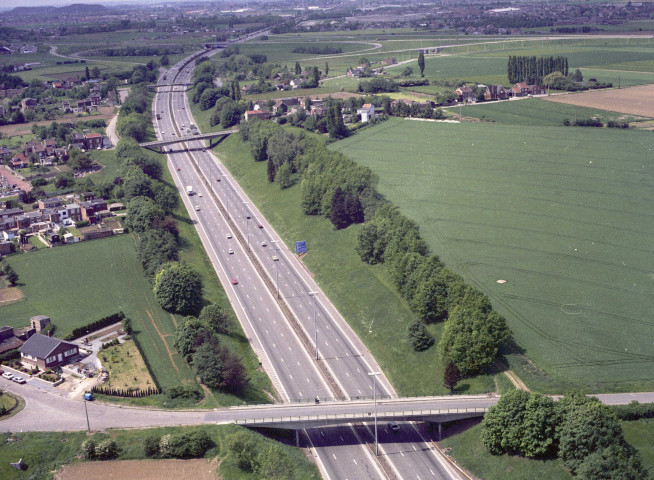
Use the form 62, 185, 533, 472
177, 167, 181, 171
258, 223, 263, 229
231, 278, 238, 285
228, 248, 234, 254
272, 255, 279, 261
261, 241, 267, 247
198, 192, 203, 197
216, 178, 221, 182
195, 205, 200, 211
12, 376, 26, 384
388, 421, 400, 432
226, 233, 232, 239
2, 372, 12, 380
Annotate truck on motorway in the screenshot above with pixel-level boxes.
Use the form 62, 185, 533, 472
186, 185, 194, 195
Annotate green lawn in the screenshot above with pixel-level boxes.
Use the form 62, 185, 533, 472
330, 117, 654, 393
452, 97, 650, 126
0, 425, 319, 480
215, 132, 498, 397
441, 420, 571, 480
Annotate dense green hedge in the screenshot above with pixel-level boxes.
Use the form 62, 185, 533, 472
65, 312, 125, 340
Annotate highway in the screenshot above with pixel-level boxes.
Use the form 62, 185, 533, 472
155, 50, 469, 480
156, 54, 389, 480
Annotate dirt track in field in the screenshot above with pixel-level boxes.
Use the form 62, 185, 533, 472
543, 84, 654, 118
55, 459, 220, 480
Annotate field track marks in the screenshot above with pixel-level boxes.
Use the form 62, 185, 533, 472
144, 305, 180, 374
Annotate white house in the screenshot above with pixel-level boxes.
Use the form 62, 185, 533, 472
357, 103, 376, 123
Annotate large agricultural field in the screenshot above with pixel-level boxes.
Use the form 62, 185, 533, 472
542, 83, 654, 118
331, 117, 654, 392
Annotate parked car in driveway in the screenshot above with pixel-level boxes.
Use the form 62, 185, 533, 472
2, 372, 12, 380
12, 376, 26, 384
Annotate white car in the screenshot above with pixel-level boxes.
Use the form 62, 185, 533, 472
198, 192, 203, 197
228, 248, 234, 254
12, 376, 26, 384
195, 205, 200, 211
261, 241, 267, 247
226, 233, 232, 239
2, 372, 13, 380
272, 255, 279, 261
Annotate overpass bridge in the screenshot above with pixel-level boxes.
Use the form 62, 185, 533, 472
139, 129, 238, 152
147, 83, 190, 91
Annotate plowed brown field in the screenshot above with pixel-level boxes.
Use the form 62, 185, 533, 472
543, 84, 654, 117
55, 459, 219, 480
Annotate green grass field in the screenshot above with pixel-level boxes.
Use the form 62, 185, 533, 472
452, 97, 650, 126
214, 132, 498, 397
330, 117, 654, 393
0, 425, 319, 480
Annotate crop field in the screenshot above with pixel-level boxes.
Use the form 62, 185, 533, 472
542, 84, 654, 118
331, 117, 654, 392
453, 97, 650, 126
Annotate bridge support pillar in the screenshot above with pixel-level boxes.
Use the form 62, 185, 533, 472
438, 422, 442, 441
296, 430, 299, 447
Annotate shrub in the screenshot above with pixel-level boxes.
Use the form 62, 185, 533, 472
81, 439, 96, 459
95, 439, 119, 460
144, 435, 160, 457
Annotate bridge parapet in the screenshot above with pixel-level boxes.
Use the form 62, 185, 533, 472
234, 407, 488, 430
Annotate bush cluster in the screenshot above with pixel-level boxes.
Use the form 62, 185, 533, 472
80, 438, 119, 460
144, 431, 212, 458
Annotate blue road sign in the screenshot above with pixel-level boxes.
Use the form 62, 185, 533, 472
295, 241, 307, 254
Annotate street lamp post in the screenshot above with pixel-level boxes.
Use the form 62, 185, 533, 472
368, 371, 381, 456
309, 291, 319, 360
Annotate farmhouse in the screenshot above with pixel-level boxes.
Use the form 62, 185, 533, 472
485, 84, 508, 101
19, 333, 79, 369
244, 110, 271, 121
455, 86, 476, 103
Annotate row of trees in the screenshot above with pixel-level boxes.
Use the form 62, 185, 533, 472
356, 204, 510, 374
482, 391, 649, 479
228, 430, 302, 480
507, 55, 569, 84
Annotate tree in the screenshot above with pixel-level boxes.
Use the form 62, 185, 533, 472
410, 275, 448, 323
136, 229, 178, 278
81, 439, 96, 459
558, 402, 626, 475
125, 196, 163, 233
311, 66, 320, 87
67, 150, 93, 170
326, 102, 348, 139
295, 61, 301, 75
275, 162, 292, 189
329, 187, 349, 229
154, 262, 202, 315
144, 434, 161, 457
222, 352, 249, 395
91, 66, 100, 78
151, 182, 178, 213
267, 157, 276, 183
173, 316, 204, 362
575, 444, 647, 480
4, 265, 18, 287
160, 54, 169, 66
122, 166, 152, 200
443, 362, 461, 394
54, 171, 75, 189
199, 303, 233, 335
438, 307, 510, 377
325, 62, 329, 76
407, 320, 434, 352
220, 103, 241, 128
85, 65, 90, 80
418, 51, 425, 77
402, 66, 413, 77
193, 343, 224, 389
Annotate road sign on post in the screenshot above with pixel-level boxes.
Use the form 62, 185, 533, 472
295, 241, 307, 254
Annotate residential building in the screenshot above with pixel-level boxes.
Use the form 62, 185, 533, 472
357, 103, 376, 122
19, 333, 79, 369
244, 110, 271, 121
84, 132, 103, 150
485, 84, 508, 100
455, 86, 476, 102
